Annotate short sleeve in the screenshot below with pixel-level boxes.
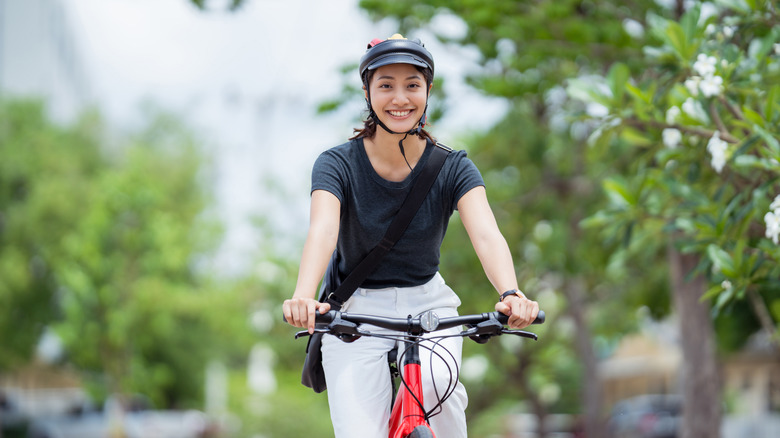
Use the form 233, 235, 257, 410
311, 150, 345, 203
448, 151, 485, 206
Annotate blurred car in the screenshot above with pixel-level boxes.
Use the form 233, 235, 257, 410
26, 409, 212, 438
607, 394, 681, 438
2, 390, 30, 437
25, 394, 217, 438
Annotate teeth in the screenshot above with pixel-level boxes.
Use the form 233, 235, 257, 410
389, 110, 411, 117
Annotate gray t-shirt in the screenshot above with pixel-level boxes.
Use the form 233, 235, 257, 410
311, 137, 485, 288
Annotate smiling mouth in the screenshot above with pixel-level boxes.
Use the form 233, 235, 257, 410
388, 110, 412, 117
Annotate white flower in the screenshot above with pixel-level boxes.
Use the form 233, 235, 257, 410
685, 76, 701, 96
723, 26, 736, 38
682, 97, 709, 123
770, 194, 780, 211
774, 43, 780, 56
623, 19, 645, 39
663, 128, 682, 148
721, 280, 732, 291
707, 131, 729, 173
699, 2, 720, 25
693, 54, 718, 77
765, 210, 780, 245
586, 102, 610, 118
700, 75, 724, 97
666, 106, 681, 124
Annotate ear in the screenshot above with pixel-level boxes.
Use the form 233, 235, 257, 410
363, 85, 368, 100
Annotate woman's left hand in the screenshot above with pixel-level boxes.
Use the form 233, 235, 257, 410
495, 294, 539, 329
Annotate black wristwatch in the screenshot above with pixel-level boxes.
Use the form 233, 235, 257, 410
500, 289, 525, 301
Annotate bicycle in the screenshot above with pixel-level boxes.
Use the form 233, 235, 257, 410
291, 308, 545, 438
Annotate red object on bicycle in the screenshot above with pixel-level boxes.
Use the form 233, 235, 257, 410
389, 358, 433, 437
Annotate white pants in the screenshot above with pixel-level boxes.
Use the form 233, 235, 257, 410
321, 272, 468, 438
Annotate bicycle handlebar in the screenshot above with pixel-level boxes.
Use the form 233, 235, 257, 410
284, 308, 545, 342
313, 309, 545, 333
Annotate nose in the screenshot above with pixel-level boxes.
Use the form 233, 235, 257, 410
391, 88, 410, 105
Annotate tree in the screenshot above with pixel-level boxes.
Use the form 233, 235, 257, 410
0, 99, 259, 413
0, 99, 103, 369
567, 2, 780, 437
51, 109, 246, 408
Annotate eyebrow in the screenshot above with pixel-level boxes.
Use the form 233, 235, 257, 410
376, 74, 424, 81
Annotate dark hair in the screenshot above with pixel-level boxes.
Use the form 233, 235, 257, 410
350, 66, 435, 141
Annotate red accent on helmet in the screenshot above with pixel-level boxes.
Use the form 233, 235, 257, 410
367, 38, 384, 49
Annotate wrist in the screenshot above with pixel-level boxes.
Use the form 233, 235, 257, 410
500, 289, 526, 302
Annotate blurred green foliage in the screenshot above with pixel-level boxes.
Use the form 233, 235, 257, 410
1, 100, 103, 369
0, 99, 257, 410
569, 2, 780, 332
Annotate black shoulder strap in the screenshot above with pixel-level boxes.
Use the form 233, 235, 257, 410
325, 142, 452, 309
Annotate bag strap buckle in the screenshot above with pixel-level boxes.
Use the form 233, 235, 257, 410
325, 292, 344, 310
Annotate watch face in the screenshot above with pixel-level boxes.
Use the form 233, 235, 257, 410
419, 310, 440, 332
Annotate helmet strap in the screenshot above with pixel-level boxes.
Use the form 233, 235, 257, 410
365, 88, 429, 137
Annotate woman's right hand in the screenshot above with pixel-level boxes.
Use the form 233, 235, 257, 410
283, 296, 332, 335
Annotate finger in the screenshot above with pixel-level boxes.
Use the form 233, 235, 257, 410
307, 300, 318, 334
290, 299, 305, 328
282, 300, 292, 324
495, 301, 511, 315
529, 300, 540, 323
511, 299, 531, 329
317, 301, 332, 314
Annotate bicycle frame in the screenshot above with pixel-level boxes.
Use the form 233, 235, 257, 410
388, 338, 432, 438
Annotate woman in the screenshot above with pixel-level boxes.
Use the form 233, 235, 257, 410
282, 34, 539, 438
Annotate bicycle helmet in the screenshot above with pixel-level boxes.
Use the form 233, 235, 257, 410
359, 34, 434, 145
359, 34, 435, 82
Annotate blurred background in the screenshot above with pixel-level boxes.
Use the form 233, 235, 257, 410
1, 0, 779, 437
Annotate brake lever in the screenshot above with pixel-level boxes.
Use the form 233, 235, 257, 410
294, 327, 331, 339
501, 329, 538, 340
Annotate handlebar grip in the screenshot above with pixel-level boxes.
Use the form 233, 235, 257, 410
496, 310, 545, 325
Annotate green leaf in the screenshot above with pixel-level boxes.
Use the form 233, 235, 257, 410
743, 107, 765, 127
579, 210, 612, 229
603, 178, 636, 207
713, 285, 737, 314
707, 244, 737, 276
753, 124, 780, 156
607, 63, 630, 106
703, 283, 724, 301
766, 85, 778, 122
664, 21, 689, 62
625, 83, 651, 105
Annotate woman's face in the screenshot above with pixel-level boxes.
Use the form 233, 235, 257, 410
366, 63, 430, 134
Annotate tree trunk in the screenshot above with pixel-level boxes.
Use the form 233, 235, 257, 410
565, 276, 605, 438
667, 245, 721, 438
511, 351, 548, 438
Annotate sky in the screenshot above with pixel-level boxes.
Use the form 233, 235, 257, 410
63, 0, 508, 275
